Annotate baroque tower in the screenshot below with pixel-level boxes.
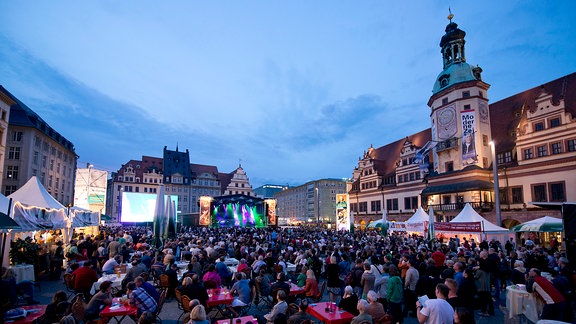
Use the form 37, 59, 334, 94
427, 13, 492, 172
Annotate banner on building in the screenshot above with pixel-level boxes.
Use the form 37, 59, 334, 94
431, 121, 439, 172
199, 196, 212, 226
265, 199, 277, 226
336, 194, 349, 231
461, 109, 478, 166
434, 221, 482, 232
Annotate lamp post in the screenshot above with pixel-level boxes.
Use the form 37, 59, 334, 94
86, 163, 93, 210
489, 141, 502, 226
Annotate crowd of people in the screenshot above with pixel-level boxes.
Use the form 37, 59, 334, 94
9, 225, 575, 324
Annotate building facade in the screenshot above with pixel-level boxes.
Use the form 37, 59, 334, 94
0, 86, 77, 206
220, 165, 255, 197
276, 178, 347, 226
105, 147, 256, 223
350, 16, 576, 228
254, 184, 287, 199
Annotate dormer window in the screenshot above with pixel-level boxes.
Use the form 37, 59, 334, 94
549, 117, 561, 128
534, 122, 545, 132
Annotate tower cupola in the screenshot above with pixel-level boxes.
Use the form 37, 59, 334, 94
440, 13, 466, 69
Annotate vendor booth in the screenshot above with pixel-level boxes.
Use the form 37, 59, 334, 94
435, 203, 512, 243
2, 176, 69, 268
511, 216, 563, 250
405, 206, 428, 234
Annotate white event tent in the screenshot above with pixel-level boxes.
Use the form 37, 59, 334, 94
440, 203, 512, 242
405, 207, 429, 233
7, 176, 68, 231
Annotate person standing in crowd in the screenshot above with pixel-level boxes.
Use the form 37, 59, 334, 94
326, 255, 342, 303
404, 258, 419, 317
416, 283, 454, 324
49, 241, 65, 280
360, 262, 375, 300
474, 255, 493, 317
386, 266, 403, 324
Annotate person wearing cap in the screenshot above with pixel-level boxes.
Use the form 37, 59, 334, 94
526, 268, 565, 320
85, 280, 113, 320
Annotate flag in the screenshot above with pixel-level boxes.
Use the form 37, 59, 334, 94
413, 141, 438, 164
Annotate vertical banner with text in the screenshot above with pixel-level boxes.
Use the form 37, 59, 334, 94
265, 199, 277, 226
461, 110, 478, 166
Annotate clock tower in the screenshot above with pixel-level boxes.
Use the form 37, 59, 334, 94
427, 13, 492, 173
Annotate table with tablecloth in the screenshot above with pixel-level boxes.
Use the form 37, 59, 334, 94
4, 305, 47, 324
10, 264, 35, 284
307, 301, 354, 324
100, 297, 138, 323
506, 285, 543, 323
91, 273, 127, 295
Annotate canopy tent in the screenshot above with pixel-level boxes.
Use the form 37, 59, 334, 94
69, 206, 100, 228
406, 207, 429, 224
511, 216, 563, 232
7, 176, 68, 231
367, 219, 386, 229
402, 207, 429, 233
438, 203, 512, 242
8, 176, 65, 210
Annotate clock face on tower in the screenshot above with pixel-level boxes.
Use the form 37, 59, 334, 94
437, 106, 457, 139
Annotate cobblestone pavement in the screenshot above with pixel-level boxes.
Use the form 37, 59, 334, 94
32, 274, 510, 324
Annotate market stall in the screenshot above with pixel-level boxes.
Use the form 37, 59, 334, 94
435, 203, 512, 243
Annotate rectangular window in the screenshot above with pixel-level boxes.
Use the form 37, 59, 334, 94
511, 187, 523, 204
534, 122, 545, 132
386, 199, 398, 211
6, 166, 18, 180
4, 185, 17, 196
371, 200, 381, 212
551, 142, 562, 155
549, 182, 566, 202
445, 162, 454, 172
500, 188, 509, 205
11, 131, 23, 142
537, 145, 547, 157
483, 135, 488, 146
523, 148, 533, 160
443, 195, 451, 205
442, 98, 448, 105
8, 147, 21, 160
50, 159, 54, 170
497, 153, 504, 164
462, 91, 470, 98
503, 151, 512, 163
33, 151, 39, 165
359, 202, 368, 212
404, 197, 411, 210
568, 139, 576, 152
532, 184, 547, 202
549, 117, 561, 128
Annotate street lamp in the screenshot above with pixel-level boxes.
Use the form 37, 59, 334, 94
489, 141, 502, 226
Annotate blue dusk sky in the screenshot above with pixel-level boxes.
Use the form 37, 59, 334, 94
0, 1, 575, 187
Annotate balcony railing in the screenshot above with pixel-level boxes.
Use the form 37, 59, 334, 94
427, 201, 494, 212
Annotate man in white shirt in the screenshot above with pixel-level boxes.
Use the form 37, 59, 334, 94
416, 283, 454, 324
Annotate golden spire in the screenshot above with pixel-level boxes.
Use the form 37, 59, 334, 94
448, 7, 454, 22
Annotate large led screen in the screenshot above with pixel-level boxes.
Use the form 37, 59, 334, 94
121, 192, 178, 222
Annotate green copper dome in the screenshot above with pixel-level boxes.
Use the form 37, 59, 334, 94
432, 62, 479, 94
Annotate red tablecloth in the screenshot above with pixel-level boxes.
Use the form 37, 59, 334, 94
307, 301, 354, 324
207, 288, 234, 307
216, 315, 259, 324
5, 305, 47, 324
289, 282, 305, 296
100, 298, 138, 319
